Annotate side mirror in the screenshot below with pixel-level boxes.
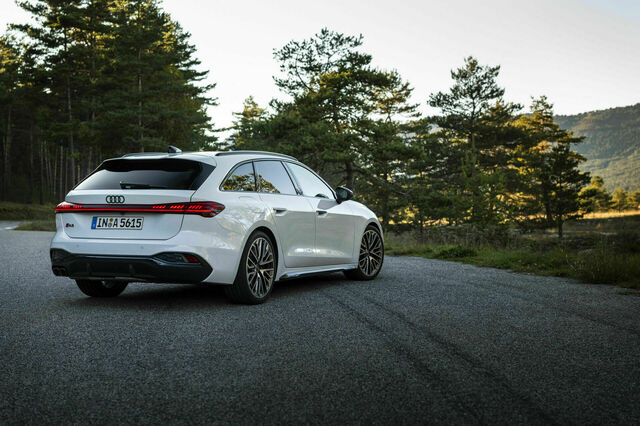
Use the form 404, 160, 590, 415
335, 186, 353, 203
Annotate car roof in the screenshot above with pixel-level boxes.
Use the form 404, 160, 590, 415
115, 150, 297, 167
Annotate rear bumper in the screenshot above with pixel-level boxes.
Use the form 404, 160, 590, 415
50, 249, 212, 283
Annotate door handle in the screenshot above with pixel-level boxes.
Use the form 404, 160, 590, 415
273, 207, 288, 215
316, 209, 328, 216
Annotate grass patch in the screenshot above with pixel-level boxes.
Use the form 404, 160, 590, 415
385, 224, 640, 289
0, 202, 55, 221
387, 243, 574, 278
14, 220, 56, 232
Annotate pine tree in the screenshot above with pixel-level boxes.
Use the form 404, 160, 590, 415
0, 35, 21, 200
515, 97, 590, 236
579, 175, 612, 212
270, 28, 401, 189
611, 188, 631, 212
103, 0, 215, 153
428, 57, 523, 224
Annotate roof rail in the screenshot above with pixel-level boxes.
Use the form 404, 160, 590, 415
122, 152, 166, 157
215, 150, 297, 161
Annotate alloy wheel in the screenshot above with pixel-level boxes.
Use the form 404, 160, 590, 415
359, 229, 383, 276
246, 237, 275, 298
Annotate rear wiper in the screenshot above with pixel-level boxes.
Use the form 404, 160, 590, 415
119, 182, 168, 189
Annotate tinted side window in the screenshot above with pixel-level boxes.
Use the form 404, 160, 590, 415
254, 161, 296, 195
75, 159, 211, 190
222, 162, 255, 191
286, 163, 334, 199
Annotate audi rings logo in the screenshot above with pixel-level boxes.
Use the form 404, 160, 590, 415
106, 195, 125, 204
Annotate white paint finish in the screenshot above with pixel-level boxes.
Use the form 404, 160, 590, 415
62, 189, 193, 240
258, 193, 316, 268
51, 151, 383, 285
305, 197, 356, 266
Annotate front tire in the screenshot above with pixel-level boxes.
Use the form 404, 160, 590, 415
225, 231, 276, 304
75, 279, 128, 297
345, 225, 384, 280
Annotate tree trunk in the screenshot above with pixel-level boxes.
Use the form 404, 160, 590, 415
28, 124, 34, 203
544, 201, 553, 225
39, 139, 44, 204
87, 146, 93, 176
66, 75, 75, 188
345, 161, 354, 189
2, 105, 12, 201
557, 217, 563, 238
58, 146, 64, 201
137, 2, 144, 151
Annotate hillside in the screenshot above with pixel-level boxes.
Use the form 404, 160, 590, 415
555, 103, 640, 191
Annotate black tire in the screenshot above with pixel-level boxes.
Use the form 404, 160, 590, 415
75, 279, 128, 297
225, 230, 276, 304
344, 225, 384, 280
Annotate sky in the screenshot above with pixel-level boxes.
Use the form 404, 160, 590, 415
2, 0, 639, 138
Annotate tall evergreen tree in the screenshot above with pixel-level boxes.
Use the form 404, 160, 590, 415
515, 96, 590, 236
428, 56, 522, 224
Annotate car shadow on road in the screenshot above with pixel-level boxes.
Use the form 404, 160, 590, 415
271, 272, 349, 299
66, 284, 229, 311
64, 272, 352, 310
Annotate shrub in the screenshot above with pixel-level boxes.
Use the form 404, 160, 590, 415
570, 240, 640, 286
434, 245, 477, 259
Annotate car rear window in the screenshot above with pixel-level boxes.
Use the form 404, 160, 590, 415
75, 159, 214, 190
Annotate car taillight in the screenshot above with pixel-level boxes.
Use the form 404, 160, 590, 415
55, 201, 225, 218
55, 201, 83, 211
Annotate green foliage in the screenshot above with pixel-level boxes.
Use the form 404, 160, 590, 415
15, 219, 56, 231
611, 188, 631, 212
0, 202, 55, 220
1, 0, 215, 203
427, 57, 525, 225
570, 240, 640, 286
579, 175, 612, 212
555, 103, 640, 192
514, 97, 590, 236
385, 221, 640, 288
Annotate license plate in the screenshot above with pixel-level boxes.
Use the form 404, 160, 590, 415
91, 216, 144, 230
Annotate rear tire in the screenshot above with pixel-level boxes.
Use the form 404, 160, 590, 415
225, 231, 276, 304
75, 279, 128, 297
344, 225, 384, 280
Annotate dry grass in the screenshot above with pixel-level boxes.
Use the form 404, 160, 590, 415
582, 210, 640, 219
385, 216, 640, 289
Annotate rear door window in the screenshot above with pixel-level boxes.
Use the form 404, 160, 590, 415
75, 159, 212, 190
254, 161, 297, 195
221, 162, 256, 191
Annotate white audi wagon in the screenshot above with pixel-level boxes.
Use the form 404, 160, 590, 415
50, 149, 384, 304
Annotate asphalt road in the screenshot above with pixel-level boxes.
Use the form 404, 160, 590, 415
1, 227, 639, 425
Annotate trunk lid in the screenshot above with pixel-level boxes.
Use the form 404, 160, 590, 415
58, 157, 215, 240
61, 189, 194, 240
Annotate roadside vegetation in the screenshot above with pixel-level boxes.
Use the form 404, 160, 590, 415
0, 202, 55, 231
386, 213, 640, 289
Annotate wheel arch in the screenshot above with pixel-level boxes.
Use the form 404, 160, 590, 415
365, 219, 384, 241
231, 221, 283, 283
253, 225, 279, 271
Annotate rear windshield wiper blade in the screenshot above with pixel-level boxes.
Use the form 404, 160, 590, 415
119, 182, 168, 189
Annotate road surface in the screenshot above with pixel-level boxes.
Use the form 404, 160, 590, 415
1, 226, 639, 424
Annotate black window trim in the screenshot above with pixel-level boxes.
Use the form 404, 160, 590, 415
282, 160, 336, 200
253, 159, 298, 196
219, 158, 336, 199
73, 158, 214, 191
219, 159, 258, 193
